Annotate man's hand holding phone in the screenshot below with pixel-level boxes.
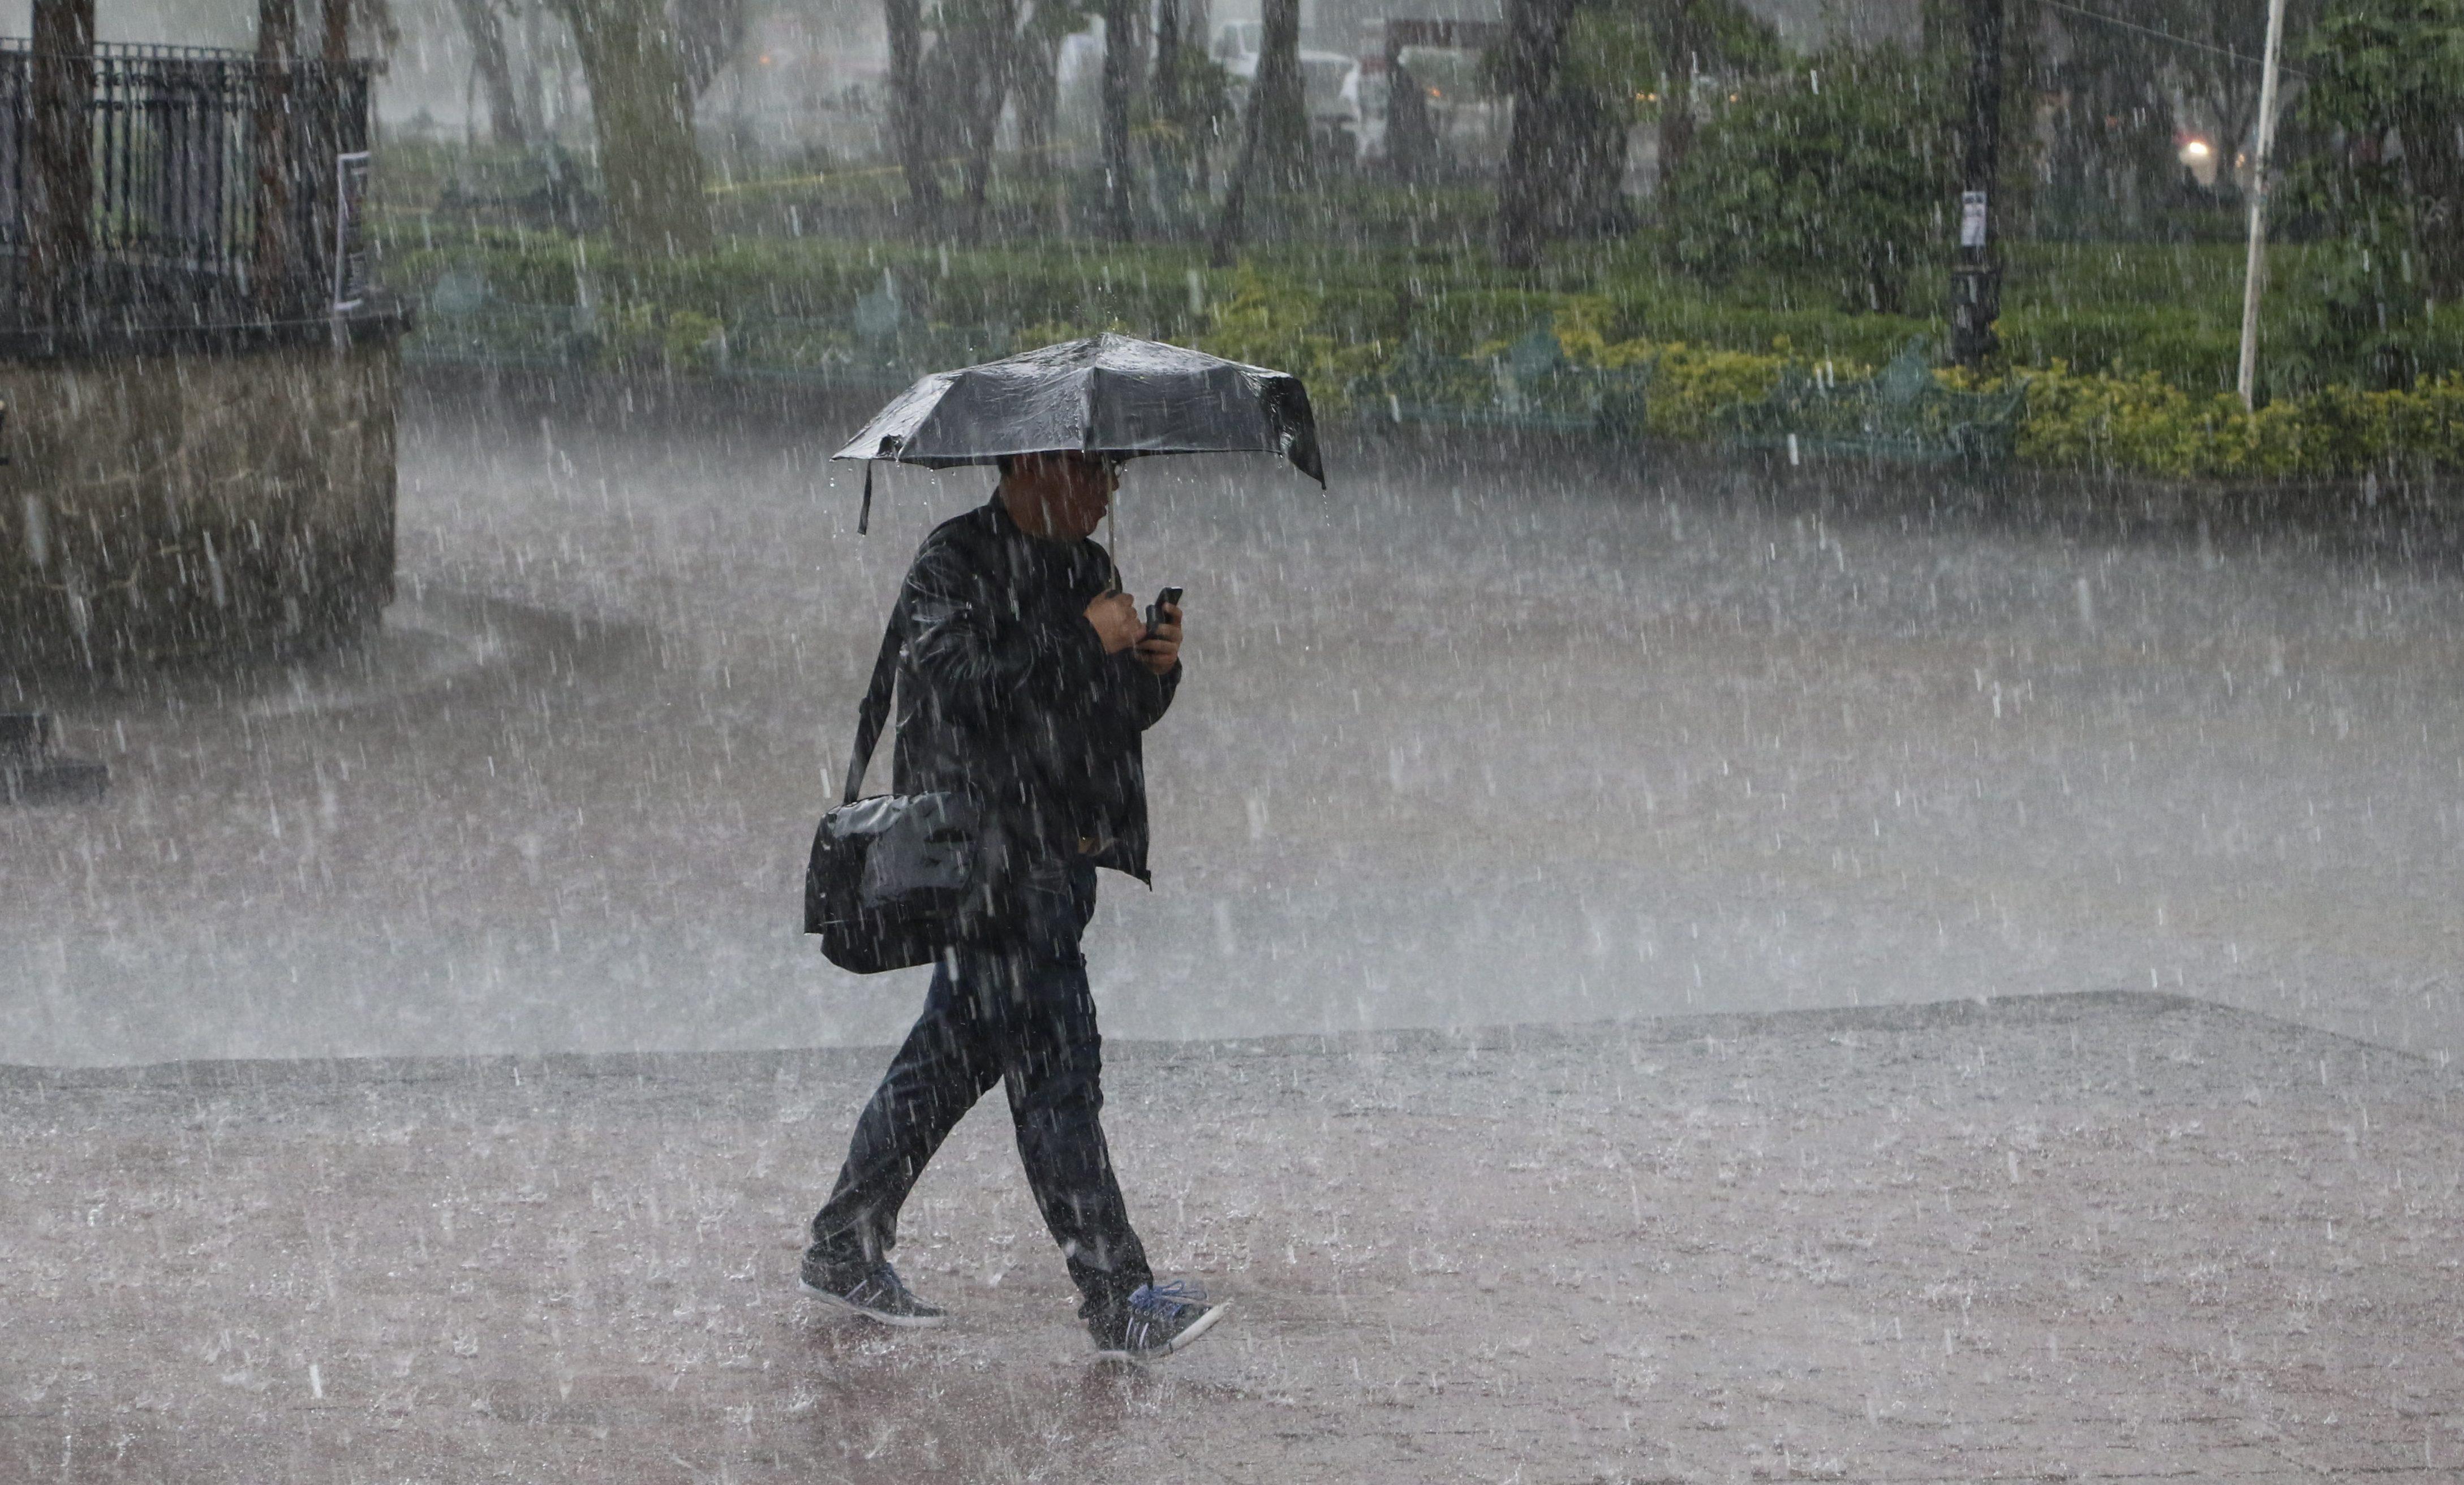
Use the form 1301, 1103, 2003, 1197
1137, 586, 1182, 677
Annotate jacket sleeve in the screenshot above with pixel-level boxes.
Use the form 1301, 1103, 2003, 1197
1113, 653, 1179, 732
899, 534, 1107, 717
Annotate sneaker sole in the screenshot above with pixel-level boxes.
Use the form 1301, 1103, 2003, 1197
1093, 1300, 1231, 1362
799, 1277, 949, 1329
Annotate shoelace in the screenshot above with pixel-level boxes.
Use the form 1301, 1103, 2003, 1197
1127, 1279, 1207, 1318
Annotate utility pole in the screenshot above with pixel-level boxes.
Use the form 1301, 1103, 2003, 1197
2234, 0, 2289, 410
1948, 0, 2005, 367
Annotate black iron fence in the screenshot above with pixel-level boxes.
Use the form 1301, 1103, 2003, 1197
0, 39, 370, 330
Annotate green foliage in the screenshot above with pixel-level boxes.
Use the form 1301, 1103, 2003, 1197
1969, 362, 2464, 479
381, 219, 2464, 477
1568, 329, 2464, 476
2274, 233, 2454, 391
1660, 46, 1954, 314
1677, 0, 1786, 75
2298, 0, 2464, 300
1197, 266, 1386, 413
2300, 0, 2464, 133
1631, 342, 1799, 439
1559, 8, 1658, 125
501, 303, 733, 374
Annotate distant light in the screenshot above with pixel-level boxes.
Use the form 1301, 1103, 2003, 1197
1427, 86, 1442, 98
759, 53, 773, 64
1727, 92, 1739, 102
2178, 138, 2211, 164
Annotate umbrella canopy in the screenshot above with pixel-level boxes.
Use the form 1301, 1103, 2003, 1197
833, 333, 1325, 492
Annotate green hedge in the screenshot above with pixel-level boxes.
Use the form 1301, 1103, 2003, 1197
1551, 318, 2464, 477
382, 229, 2464, 480
1993, 364, 2464, 479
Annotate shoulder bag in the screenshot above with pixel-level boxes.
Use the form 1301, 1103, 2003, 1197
803, 613, 978, 972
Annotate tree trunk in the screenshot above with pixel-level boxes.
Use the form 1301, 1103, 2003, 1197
254, 0, 300, 311
1100, 0, 1134, 240
1654, 92, 1693, 190
955, 0, 1018, 242
1649, 0, 1699, 195
1495, 0, 1577, 268
1995, 0, 2039, 239
27, 0, 94, 323
312, 0, 355, 315
1151, 0, 1186, 208
1014, 28, 1059, 178
517, 5, 552, 142
1211, 0, 1305, 258
553, 0, 712, 254
1564, 92, 1627, 234
1154, 0, 1182, 134
321, 0, 349, 65
674, 0, 746, 96
881, 0, 944, 234
449, 0, 530, 147
1386, 58, 1436, 182
1250, 0, 1306, 187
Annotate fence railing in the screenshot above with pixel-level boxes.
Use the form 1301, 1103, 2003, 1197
0, 39, 370, 329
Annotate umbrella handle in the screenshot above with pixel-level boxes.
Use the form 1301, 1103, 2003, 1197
1104, 484, 1135, 596
858, 462, 875, 536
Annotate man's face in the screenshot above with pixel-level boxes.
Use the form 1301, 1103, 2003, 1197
1005, 452, 1120, 541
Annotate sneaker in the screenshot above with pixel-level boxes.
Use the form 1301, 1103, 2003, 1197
1089, 1280, 1229, 1361
799, 1258, 948, 1328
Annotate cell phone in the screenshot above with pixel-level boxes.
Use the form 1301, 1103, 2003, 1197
1146, 586, 1184, 635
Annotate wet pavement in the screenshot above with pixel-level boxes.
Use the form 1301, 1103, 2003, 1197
5, 381, 2461, 1069
3, 991, 2457, 1482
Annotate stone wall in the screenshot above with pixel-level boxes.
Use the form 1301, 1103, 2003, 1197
0, 332, 402, 673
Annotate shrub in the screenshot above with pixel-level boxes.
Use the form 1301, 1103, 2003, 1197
1981, 362, 2464, 479
1632, 342, 1795, 439
1660, 47, 1955, 315
1197, 266, 1385, 414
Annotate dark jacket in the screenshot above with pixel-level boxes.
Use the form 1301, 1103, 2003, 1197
889, 499, 1179, 886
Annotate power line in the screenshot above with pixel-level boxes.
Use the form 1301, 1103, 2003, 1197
2042, 0, 2310, 80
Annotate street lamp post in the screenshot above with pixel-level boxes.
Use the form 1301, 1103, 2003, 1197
1949, 0, 2005, 368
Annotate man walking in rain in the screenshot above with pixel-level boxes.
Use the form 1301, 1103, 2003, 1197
801, 449, 1228, 1361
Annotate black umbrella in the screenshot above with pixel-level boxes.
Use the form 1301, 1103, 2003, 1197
833, 333, 1325, 531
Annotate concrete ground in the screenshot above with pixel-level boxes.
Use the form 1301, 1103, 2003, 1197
6, 991, 2458, 1483
6, 388, 2464, 1069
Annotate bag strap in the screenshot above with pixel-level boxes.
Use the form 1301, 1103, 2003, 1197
841, 608, 904, 806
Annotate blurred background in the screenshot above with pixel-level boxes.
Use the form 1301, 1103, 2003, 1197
1, 0, 2459, 1069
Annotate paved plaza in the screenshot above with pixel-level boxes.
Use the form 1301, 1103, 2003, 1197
6, 991, 2458, 1482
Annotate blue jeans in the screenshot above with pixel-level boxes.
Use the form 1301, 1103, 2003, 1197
809, 857, 1152, 1315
